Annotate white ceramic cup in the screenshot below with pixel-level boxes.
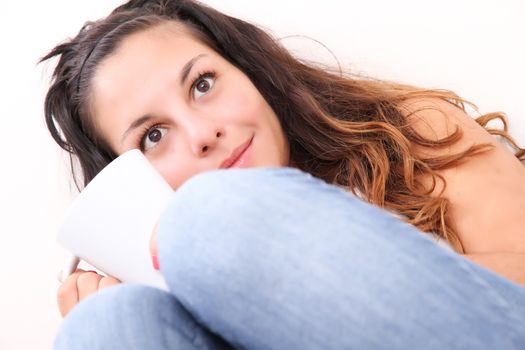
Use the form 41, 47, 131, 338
57, 149, 173, 290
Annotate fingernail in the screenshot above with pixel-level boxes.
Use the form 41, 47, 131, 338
151, 255, 160, 270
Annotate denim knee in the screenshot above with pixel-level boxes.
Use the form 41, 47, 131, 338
156, 167, 318, 275
156, 167, 314, 267
157, 167, 326, 243
54, 284, 228, 350
155, 166, 388, 272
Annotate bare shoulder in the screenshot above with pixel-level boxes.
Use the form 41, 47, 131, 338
398, 98, 525, 254
397, 97, 494, 147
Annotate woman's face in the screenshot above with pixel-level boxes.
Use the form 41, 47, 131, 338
90, 22, 289, 189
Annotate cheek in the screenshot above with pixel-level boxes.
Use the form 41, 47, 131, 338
215, 82, 265, 123
270, 121, 290, 166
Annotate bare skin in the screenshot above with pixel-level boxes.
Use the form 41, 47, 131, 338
464, 252, 525, 286
399, 98, 525, 288
402, 98, 525, 254
57, 270, 120, 317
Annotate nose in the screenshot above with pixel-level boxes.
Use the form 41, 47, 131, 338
185, 118, 224, 157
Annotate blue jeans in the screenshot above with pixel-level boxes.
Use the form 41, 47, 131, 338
54, 168, 525, 350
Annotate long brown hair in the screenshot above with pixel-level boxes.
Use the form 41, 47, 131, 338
41, 0, 524, 252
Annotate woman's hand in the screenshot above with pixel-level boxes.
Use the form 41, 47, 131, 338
58, 224, 159, 317
57, 269, 120, 317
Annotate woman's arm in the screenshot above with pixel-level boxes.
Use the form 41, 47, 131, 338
464, 252, 525, 287
400, 97, 525, 254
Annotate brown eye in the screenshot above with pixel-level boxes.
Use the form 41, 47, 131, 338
148, 129, 162, 142
141, 126, 167, 151
196, 79, 211, 93
192, 74, 215, 99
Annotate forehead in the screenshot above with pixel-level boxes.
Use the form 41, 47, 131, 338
91, 22, 216, 107
97, 21, 212, 73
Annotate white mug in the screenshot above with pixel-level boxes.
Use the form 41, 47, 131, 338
57, 149, 173, 290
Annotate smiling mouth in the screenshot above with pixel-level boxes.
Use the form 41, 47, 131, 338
219, 137, 253, 169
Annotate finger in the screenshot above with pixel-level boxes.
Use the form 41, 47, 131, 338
57, 270, 85, 317
98, 276, 121, 290
150, 223, 160, 270
76, 271, 103, 301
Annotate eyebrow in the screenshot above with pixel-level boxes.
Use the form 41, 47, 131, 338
120, 54, 208, 144
120, 115, 152, 144
180, 53, 207, 86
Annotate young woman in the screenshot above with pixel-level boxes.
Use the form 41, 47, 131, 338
42, 0, 525, 348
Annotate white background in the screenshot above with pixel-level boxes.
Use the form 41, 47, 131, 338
1, 0, 523, 348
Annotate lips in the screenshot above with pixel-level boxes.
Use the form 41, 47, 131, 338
219, 137, 253, 169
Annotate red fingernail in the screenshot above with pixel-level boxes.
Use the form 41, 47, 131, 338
151, 255, 160, 270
